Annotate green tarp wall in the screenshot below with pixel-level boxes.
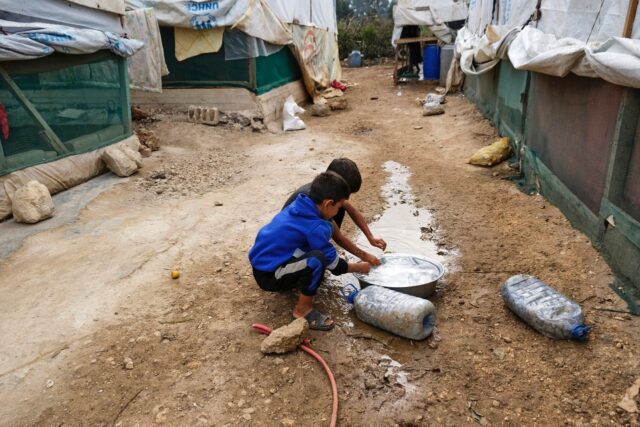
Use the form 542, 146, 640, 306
160, 28, 301, 95
464, 59, 640, 311
0, 51, 132, 177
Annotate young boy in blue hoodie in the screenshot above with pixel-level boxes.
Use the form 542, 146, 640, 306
249, 171, 371, 331
283, 158, 387, 266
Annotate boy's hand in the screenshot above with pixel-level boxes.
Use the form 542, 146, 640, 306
362, 252, 381, 266
369, 236, 387, 251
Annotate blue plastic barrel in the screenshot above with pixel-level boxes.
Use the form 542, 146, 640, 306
423, 45, 441, 80
348, 50, 362, 67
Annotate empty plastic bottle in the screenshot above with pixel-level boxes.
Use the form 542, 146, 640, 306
343, 284, 436, 340
501, 275, 591, 341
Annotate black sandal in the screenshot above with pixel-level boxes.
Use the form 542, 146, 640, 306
301, 310, 334, 331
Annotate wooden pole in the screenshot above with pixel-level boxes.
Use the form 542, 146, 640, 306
623, 0, 639, 38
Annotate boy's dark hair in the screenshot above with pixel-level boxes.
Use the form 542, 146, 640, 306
309, 171, 351, 204
327, 158, 361, 193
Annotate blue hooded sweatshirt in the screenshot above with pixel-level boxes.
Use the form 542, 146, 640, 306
249, 194, 348, 274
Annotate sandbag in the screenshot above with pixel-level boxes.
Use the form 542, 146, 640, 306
468, 137, 512, 166
0, 135, 140, 221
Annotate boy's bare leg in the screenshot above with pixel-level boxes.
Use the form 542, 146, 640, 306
293, 294, 333, 327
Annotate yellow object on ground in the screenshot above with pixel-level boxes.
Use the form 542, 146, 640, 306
171, 271, 180, 280
468, 137, 512, 166
174, 27, 224, 62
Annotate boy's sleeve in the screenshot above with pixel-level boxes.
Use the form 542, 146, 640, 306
308, 223, 348, 275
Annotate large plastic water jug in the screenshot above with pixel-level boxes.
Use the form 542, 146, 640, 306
348, 50, 362, 67
423, 45, 440, 80
343, 284, 436, 340
501, 275, 591, 341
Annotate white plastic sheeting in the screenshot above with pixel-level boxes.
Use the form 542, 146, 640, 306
457, 25, 519, 75
125, 8, 168, 92
125, 0, 250, 29
391, 0, 468, 46
223, 29, 283, 60
394, 0, 468, 25
0, 0, 125, 33
455, 0, 640, 89
536, 0, 640, 43
266, 0, 337, 33
0, 19, 144, 60
125, 0, 291, 45
509, 26, 640, 88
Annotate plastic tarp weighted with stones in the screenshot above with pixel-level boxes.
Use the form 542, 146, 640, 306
289, 25, 341, 101
125, 8, 169, 92
0, 19, 143, 60
0, 135, 140, 221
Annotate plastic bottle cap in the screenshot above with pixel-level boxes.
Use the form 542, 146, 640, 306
342, 284, 359, 304
570, 325, 592, 341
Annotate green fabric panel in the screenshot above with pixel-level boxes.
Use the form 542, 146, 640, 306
160, 27, 252, 89
463, 66, 499, 123
0, 53, 131, 177
495, 59, 527, 141
255, 47, 301, 95
159, 28, 301, 93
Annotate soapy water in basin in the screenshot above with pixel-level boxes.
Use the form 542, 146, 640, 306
359, 254, 443, 288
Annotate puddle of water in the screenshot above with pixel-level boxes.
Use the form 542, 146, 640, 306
355, 161, 448, 261
379, 355, 416, 393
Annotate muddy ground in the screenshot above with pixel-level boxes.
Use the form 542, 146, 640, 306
1, 66, 639, 427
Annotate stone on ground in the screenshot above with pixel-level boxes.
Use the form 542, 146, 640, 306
12, 180, 54, 224
310, 104, 331, 117
422, 102, 445, 116
103, 146, 141, 177
121, 145, 143, 168
260, 318, 309, 354
328, 98, 348, 110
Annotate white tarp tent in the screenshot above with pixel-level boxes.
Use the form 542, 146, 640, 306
0, 19, 143, 61
266, 0, 337, 33
391, 0, 469, 46
454, 0, 640, 89
0, 0, 124, 33
124, 0, 291, 45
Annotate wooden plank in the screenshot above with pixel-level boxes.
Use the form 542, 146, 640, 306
623, 0, 639, 38
602, 89, 640, 203
118, 58, 132, 136
396, 36, 437, 45
0, 66, 68, 154
66, 0, 124, 15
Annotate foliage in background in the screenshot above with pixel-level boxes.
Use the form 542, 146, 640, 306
336, 0, 396, 59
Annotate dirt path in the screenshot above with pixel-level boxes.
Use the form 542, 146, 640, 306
1, 66, 638, 427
